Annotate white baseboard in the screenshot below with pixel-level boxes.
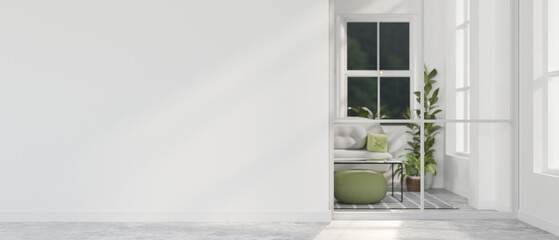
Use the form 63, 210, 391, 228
519, 210, 559, 236
494, 202, 511, 213
0, 211, 332, 222
475, 200, 495, 210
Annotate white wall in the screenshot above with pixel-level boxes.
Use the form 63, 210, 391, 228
0, 0, 330, 221
469, 0, 512, 211
424, 0, 447, 189
441, 0, 513, 211
519, 0, 559, 235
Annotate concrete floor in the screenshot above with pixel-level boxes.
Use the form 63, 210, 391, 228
0, 222, 327, 240
0, 220, 556, 240
315, 220, 559, 240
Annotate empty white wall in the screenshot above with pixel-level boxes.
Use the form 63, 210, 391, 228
0, 0, 330, 221
469, 0, 512, 211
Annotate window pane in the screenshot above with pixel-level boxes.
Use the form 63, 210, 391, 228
456, 27, 469, 88
456, 91, 465, 119
380, 23, 410, 70
549, 77, 559, 169
380, 77, 409, 119
347, 77, 377, 117
347, 23, 377, 70
549, 0, 559, 72
455, 123, 470, 154
456, 0, 470, 25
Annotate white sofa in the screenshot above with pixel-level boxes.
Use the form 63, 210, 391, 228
333, 121, 408, 173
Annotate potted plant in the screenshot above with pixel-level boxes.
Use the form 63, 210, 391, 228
396, 66, 442, 191
396, 154, 437, 192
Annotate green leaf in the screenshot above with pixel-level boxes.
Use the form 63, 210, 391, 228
430, 97, 439, 105
428, 125, 442, 134
425, 84, 432, 96
413, 91, 421, 102
428, 69, 438, 79
426, 164, 437, 176
431, 88, 439, 98
348, 106, 373, 119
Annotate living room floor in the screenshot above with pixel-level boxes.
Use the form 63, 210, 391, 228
314, 220, 558, 240
0, 220, 556, 240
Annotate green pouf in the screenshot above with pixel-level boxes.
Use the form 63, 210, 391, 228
334, 169, 387, 204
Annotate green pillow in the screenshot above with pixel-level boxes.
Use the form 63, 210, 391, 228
366, 133, 388, 153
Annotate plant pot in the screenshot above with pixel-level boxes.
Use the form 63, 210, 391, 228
405, 172, 434, 192
405, 176, 421, 192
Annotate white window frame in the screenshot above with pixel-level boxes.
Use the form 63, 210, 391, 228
336, 15, 415, 119
453, 0, 471, 156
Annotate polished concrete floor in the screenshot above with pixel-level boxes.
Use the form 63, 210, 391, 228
0, 220, 556, 240
0, 222, 327, 240
315, 220, 559, 240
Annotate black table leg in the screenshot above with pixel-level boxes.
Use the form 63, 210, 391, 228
400, 163, 404, 202
391, 163, 394, 196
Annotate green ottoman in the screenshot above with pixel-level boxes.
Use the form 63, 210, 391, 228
334, 169, 387, 204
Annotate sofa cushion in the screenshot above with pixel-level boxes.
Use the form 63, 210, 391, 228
366, 133, 388, 152
334, 149, 393, 159
334, 124, 367, 149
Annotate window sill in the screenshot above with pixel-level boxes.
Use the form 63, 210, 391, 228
446, 153, 469, 160
534, 171, 559, 179
334, 117, 412, 124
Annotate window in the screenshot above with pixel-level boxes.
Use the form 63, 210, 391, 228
338, 17, 412, 119
533, 0, 559, 175
454, 0, 470, 155
546, 0, 559, 172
